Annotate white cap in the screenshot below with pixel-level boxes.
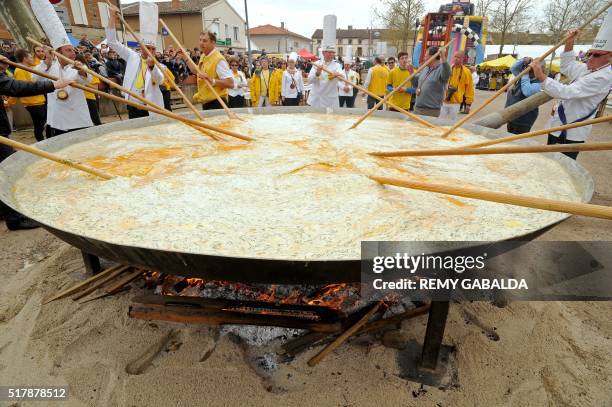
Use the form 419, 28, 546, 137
288, 52, 299, 62
322, 15, 337, 52
31, 0, 71, 50
592, 8, 612, 52
140, 1, 159, 47
344, 45, 353, 64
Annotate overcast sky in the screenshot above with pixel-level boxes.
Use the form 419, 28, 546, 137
121, 0, 450, 38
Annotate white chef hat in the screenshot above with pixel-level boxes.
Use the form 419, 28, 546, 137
288, 52, 299, 62
343, 45, 353, 64
591, 8, 612, 52
31, 0, 72, 50
321, 15, 337, 52
140, 1, 159, 47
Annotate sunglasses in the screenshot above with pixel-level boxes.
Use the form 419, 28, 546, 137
585, 51, 609, 59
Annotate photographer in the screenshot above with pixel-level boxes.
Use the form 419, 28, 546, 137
440, 50, 473, 120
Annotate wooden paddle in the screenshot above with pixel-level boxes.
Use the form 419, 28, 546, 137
159, 18, 240, 120
27, 37, 219, 141
370, 141, 612, 157
0, 135, 112, 180
439, 1, 612, 139
314, 62, 438, 129
369, 175, 612, 220
4, 60, 253, 141
349, 43, 450, 130
465, 115, 612, 148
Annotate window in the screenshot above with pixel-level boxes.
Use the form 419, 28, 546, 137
356, 47, 362, 56
69, 0, 88, 25
233, 26, 239, 41
358, 39, 362, 45
294, 41, 298, 48
225, 24, 229, 39
338, 46, 343, 56
210, 22, 220, 37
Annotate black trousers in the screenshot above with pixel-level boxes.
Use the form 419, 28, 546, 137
0, 141, 24, 224
202, 98, 227, 111
547, 134, 584, 160
24, 104, 48, 142
161, 88, 172, 111
47, 126, 88, 138
86, 98, 102, 126
352, 87, 359, 106
507, 122, 533, 135
228, 95, 245, 108
127, 105, 149, 119
367, 95, 383, 110
339, 96, 354, 108
282, 97, 299, 106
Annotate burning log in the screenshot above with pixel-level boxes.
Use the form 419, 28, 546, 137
128, 303, 342, 333
307, 301, 384, 366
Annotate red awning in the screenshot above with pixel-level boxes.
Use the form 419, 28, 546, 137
298, 48, 318, 61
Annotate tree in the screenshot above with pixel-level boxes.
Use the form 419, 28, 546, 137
373, 0, 425, 54
488, 0, 534, 55
474, 0, 496, 17
542, 0, 605, 67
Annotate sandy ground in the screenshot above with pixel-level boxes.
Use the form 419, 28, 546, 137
1, 92, 611, 407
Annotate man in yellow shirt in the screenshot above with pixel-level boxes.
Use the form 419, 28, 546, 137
362, 57, 389, 110
387, 52, 415, 112
440, 51, 474, 121
33, 45, 45, 66
189, 31, 235, 110
14, 49, 48, 141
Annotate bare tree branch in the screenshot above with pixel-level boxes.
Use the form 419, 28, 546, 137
373, 0, 425, 53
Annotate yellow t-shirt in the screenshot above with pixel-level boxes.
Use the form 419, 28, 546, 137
84, 76, 100, 100
13, 68, 46, 106
387, 66, 413, 110
368, 65, 389, 97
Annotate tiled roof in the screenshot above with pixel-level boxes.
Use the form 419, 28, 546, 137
248, 24, 310, 42
122, 0, 218, 16
311, 28, 392, 40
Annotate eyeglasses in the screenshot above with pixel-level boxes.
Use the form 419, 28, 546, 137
585, 51, 609, 59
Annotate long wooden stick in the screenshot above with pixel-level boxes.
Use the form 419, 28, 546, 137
27, 38, 218, 141
440, 1, 612, 138
315, 63, 437, 129
42, 264, 124, 304
159, 18, 239, 120
116, 18, 221, 140
369, 175, 612, 220
0, 135, 113, 179
72, 265, 131, 301
466, 115, 612, 148
370, 141, 612, 157
307, 300, 383, 367
349, 43, 450, 130
6, 60, 253, 141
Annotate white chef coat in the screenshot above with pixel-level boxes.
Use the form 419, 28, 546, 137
33, 59, 93, 131
472, 71, 479, 86
228, 70, 248, 97
338, 69, 357, 97
542, 50, 612, 141
106, 28, 165, 116
307, 60, 342, 108
281, 69, 304, 98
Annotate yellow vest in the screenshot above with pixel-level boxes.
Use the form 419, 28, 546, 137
193, 49, 228, 104
368, 65, 389, 96
84, 76, 100, 100
387, 66, 412, 110
162, 68, 175, 90
13, 68, 46, 106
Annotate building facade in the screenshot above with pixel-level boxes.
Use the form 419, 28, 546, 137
248, 23, 311, 54
123, 0, 247, 53
311, 26, 397, 60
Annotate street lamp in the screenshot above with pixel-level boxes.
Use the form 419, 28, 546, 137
411, 18, 420, 55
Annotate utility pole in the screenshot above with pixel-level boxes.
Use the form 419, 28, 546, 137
0, 0, 45, 49
244, 0, 252, 73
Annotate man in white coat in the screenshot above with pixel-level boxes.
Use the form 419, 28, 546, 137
530, 8, 612, 160
338, 46, 358, 108
105, 1, 165, 119
30, 0, 92, 137
307, 15, 343, 108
